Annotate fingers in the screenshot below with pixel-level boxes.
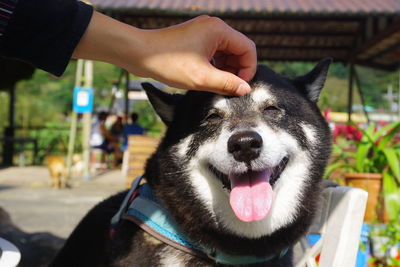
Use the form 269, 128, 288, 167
186, 18, 257, 95
215, 22, 257, 83
212, 52, 256, 81
196, 64, 252, 96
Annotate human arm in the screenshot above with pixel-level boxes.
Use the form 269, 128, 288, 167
73, 12, 257, 96
0, 0, 256, 96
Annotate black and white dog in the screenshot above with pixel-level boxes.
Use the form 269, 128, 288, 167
51, 59, 332, 267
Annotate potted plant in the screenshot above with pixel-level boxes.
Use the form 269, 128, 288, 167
325, 121, 400, 222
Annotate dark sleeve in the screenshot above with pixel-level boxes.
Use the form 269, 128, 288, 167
0, 1, 17, 38
0, 0, 93, 76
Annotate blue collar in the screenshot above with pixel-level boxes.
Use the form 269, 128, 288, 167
111, 176, 288, 265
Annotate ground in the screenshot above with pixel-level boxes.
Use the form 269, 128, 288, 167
0, 166, 125, 238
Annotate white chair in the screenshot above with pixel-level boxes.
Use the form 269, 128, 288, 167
0, 237, 21, 267
294, 184, 368, 267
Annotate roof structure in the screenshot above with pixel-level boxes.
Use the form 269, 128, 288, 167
91, 0, 400, 71
0, 58, 34, 89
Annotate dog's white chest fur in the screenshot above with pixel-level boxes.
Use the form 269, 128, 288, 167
158, 247, 194, 267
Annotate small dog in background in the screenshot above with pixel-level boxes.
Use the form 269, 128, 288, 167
45, 155, 67, 189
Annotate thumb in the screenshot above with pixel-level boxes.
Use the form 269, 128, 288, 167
200, 67, 252, 96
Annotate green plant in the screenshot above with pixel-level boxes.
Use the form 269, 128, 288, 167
29, 122, 82, 164
325, 121, 400, 220
369, 222, 400, 267
132, 101, 165, 136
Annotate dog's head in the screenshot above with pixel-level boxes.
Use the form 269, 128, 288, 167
142, 59, 332, 240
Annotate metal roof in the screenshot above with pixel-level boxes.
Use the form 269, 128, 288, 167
91, 0, 400, 71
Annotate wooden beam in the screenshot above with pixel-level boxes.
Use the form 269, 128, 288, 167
365, 42, 400, 61
356, 19, 400, 56
258, 57, 347, 62
355, 59, 398, 71
348, 17, 365, 60
257, 45, 352, 50
244, 31, 356, 37
105, 11, 365, 22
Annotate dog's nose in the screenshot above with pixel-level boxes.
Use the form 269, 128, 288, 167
227, 131, 263, 162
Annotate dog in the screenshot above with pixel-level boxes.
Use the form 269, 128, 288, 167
51, 59, 332, 267
45, 155, 67, 189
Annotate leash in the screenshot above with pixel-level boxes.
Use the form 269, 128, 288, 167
110, 176, 288, 265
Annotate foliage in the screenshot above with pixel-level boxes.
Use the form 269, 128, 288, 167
132, 101, 165, 136
320, 76, 359, 112
0, 61, 120, 132
357, 66, 398, 110
29, 122, 82, 164
326, 122, 400, 174
369, 222, 400, 266
264, 61, 364, 112
325, 121, 400, 220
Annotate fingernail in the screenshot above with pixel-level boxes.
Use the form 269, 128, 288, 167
236, 83, 251, 96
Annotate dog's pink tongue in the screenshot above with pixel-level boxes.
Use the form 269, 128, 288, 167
229, 170, 273, 222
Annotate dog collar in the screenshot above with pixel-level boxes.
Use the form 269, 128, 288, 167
111, 176, 288, 265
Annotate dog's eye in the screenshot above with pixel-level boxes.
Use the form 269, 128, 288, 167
205, 112, 223, 121
263, 105, 280, 112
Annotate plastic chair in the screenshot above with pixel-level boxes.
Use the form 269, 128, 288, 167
294, 184, 368, 267
0, 237, 21, 267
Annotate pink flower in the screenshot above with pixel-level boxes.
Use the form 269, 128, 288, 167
324, 109, 332, 121
333, 123, 362, 142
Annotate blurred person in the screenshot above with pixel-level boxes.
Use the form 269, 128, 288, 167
90, 111, 122, 169
122, 112, 144, 151
90, 111, 111, 169
0, 0, 256, 96
109, 115, 124, 165
110, 115, 124, 143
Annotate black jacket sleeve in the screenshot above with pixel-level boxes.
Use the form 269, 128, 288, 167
0, 1, 17, 39
0, 0, 93, 76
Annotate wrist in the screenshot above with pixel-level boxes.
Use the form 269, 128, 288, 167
115, 27, 152, 77
73, 11, 149, 75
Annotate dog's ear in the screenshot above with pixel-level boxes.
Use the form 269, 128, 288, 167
292, 58, 331, 103
141, 82, 182, 125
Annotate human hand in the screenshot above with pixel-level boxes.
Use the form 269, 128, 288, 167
132, 15, 257, 96
73, 13, 257, 96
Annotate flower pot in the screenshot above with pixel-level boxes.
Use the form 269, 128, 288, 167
344, 173, 383, 222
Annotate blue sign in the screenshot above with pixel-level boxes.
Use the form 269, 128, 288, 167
73, 87, 94, 113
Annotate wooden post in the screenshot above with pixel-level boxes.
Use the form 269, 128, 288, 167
66, 60, 83, 179
125, 70, 130, 124
353, 67, 370, 123
3, 85, 15, 165
398, 69, 400, 121
107, 69, 124, 114
82, 60, 93, 180
347, 63, 355, 122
